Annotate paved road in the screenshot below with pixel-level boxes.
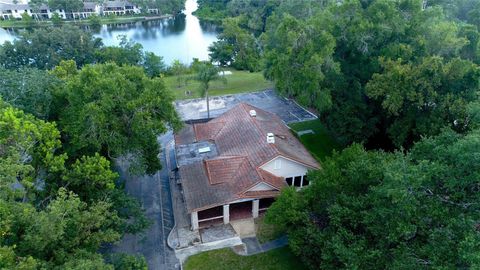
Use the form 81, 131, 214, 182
109, 132, 179, 270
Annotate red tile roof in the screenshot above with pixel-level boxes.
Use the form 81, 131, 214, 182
176, 103, 320, 212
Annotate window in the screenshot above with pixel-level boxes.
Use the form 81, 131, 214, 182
274, 159, 281, 170
293, 176, 302, 187
286, 177, 293, 186
302, 176, 309, 186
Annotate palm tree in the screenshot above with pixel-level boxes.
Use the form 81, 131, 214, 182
194, 62, 226, 119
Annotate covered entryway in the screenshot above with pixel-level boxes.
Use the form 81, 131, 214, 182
230, 201, 253, 220
197, 205, 223, 228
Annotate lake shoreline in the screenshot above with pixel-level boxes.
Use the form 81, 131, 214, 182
0, 14, 174, 29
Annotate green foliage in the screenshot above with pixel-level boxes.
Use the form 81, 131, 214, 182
0, 99, 66, 201
1, 188, 120, 268
366, 56, 480, 146
88, 14, 102, 29
106, 253, 148, 270
51, 12, 63, 27
48, 0, 83, 12
0, 100, 149, 268
130, 0, 184, 15
62, 154, 118, 201
58, 63, 181, 174
0, 25, 101, 69
209, 18, 261, 71
194, 62, 226, 118
258, 0, 480, 148
268, 129, 480, 269
143, 52, 166, 77
167, 59, 190, 87
0, 67, 61, 120
263, 14, 340, 113
95, 36, 144, 66
20, 12, 35, 29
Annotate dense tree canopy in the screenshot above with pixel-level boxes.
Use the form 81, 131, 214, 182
0, 68, 61, 120
201, 0, 480, 148
209, 18, 261, 71
0, 100, 150, 268
267, 128, 480, 269
57, 63, 181, 174
0, 25, 102, 70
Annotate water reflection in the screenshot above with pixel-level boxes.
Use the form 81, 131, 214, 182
93, 0, 218, 64
0, 0, 219, 65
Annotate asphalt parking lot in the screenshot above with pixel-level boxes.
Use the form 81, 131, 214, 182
175, 90, 317, 123
108, 132, 179, 270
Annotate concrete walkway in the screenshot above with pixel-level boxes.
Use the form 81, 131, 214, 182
237, 235, 288, 256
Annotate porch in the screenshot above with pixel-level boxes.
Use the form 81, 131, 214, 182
191, 197, 276, 230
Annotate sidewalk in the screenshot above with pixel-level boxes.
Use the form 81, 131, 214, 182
235, 235, 288, 256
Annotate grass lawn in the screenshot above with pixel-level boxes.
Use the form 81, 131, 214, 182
255, 216, 284, 244
288, 119, 341, 161
164, 69, 273, 100
184, 246, 306, 270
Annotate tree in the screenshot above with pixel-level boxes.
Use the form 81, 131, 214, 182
209, 18, 261, 71
21, 12, 35, 29
0, 68, 61, 120
0, 99, 66, 202
51, 12, 63, 27
168, 59, 189, 87
47, 0, 83, 13
61, 154, 117, 202
263, 14, 340, 113
1, 188, 120, 268
95, 36, 144, 66
0, 25, 101, 70
143, 52, 166, 77
366, 56, 480, 147
267, 128, 480, 269
194, 62, 225, 118
58, 63, 181, 174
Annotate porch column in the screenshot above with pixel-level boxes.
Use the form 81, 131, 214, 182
223, 204, 230, 224
252, 199, 259, 218
191, 211, 199, 230
300, 175, 304, 188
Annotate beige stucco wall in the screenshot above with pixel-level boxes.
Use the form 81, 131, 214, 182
261, 156, 309, 178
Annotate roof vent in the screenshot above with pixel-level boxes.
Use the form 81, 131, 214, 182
267, 133, 275, 144
249, 110, 257, 117
198, 146, 211, 154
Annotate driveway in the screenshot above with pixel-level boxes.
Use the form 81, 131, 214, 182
175, 90, 317, 123
109, 132, 179, 270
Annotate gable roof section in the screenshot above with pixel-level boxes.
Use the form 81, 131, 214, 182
205, 156, 248, 185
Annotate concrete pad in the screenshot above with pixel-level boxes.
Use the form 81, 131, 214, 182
200, 224, 237, 243
175, 90, 317, 123
230, 218, 256, 238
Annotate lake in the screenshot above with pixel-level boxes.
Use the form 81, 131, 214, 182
0, 0, 219, 64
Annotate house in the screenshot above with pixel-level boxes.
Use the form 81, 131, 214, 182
0, 2, 69, 20
71, 2, 102, 19
102, 0, 140, 16
175, 103, 320, 230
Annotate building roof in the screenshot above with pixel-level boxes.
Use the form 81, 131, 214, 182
176, 103, 320, 212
